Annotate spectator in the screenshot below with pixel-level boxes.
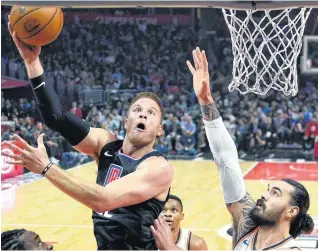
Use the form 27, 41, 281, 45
176, 131, 197, 156
69, 101, 83, 119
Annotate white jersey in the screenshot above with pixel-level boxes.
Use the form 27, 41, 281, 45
176, 228, 192, 250
234, 227, 300, 250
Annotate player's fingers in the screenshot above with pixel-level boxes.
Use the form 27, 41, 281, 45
7, 21, 13, 36
1, 151, 23, 160
202, 50, 209, 72
150, 225, 157, 235
37, 133, 46, 149
5, 160, 24, 165
196, 47, 204, 69
186, 60, 195, 74
196, 47, 203, 63
153, 219, 160, 229
3, 141, 25, 155
12, 31, 23, 48
158, 216, 166, 226
12, 134, 33, 151
192, 50, 199, 70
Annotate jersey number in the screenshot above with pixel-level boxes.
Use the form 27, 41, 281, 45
97, 164, 123, 218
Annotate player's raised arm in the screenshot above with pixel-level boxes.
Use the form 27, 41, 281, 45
187, 47, 256, 247
8, 21, 117, 161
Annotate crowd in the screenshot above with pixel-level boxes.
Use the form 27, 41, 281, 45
1, 7, 318, 160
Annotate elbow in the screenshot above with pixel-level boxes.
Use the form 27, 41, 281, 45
94, 206, 106, 214
94, 200, 110, 213
94, 194, 113, 213
94, 203, 110, 214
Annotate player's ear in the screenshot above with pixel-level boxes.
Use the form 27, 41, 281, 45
124, 112, 129, 130
181, 213, 184, 221
157, 124, 163, 137
287, 206, 299, 219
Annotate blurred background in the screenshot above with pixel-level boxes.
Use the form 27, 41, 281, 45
1, 7, 318, 167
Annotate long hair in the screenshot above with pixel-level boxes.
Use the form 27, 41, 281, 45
282, 179, 314, 238
1, 229, 26, 250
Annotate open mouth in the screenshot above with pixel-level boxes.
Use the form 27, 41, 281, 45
256, 199, 265, 208
136, 123, 146, 131
164, 219, 174, 225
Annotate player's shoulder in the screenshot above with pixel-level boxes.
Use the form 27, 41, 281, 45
137, 155, 173, 181
91, 127, 118, 141
99, 138, 123, 156
189, 232, 208, 250
139, 154, 172, 170
90, 127, 119, 152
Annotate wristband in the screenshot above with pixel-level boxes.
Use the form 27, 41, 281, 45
41, 161, 53, 176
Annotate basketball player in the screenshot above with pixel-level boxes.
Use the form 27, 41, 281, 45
1, 229, 53, 250
162, 195, 208, 250
151, 47, 314, 250
3, 22, 173, 250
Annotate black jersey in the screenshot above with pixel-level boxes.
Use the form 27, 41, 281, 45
92, 140, 169, 250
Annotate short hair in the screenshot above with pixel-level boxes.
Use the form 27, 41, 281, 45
168, 194, 183, 212
282, 179, 314, 238
129, 92, 164, 121
1, 229, 26, 250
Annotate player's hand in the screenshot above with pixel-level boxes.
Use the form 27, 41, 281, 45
151, 216, 180, 250
186, 47, 213, 105
8, 18, 41, 64
2, 134, 50, 175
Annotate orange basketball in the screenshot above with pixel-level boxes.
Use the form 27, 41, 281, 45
9, 6, 63, 46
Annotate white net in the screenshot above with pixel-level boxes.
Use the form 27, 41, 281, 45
222, 7, 312, 96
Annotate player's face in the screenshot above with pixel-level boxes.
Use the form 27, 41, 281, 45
250, 181, 296, 227
22, 231, 54, 250
125, 98, 163, 148
161, 199, 184, 230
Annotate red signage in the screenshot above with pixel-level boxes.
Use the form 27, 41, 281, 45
64, 12, 191, 25
1, 141, 24, 181
245, 162, 318, 181
1, 76, 29, 89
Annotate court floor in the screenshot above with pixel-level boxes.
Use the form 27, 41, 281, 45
1, 160, 318, 250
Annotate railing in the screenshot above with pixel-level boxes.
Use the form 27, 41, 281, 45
81, 89, 138, 105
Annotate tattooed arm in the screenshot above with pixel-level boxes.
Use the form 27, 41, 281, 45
201, 101, 257, 247
187, 48, 256, 247
227, 193, 256, 248
200, 102, 220, 121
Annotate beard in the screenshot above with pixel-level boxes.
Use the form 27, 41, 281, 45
250, 199, 281, 227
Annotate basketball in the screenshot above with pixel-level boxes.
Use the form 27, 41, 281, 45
9, 6, 63, 46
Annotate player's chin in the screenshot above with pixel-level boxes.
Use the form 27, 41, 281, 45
250, 206, 264, 220
130, 135, 152, 147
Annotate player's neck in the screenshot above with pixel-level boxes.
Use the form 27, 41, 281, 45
122, 139, 153, 159
171, 227, 181, 243
256, 223, 291, 249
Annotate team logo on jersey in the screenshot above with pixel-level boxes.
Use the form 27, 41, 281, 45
104, 164, 123, 186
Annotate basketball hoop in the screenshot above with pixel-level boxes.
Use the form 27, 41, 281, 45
222, 6, 312, 96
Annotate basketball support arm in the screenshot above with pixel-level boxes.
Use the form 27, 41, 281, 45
26, 58, 90, 146
201, 103, 246, 204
